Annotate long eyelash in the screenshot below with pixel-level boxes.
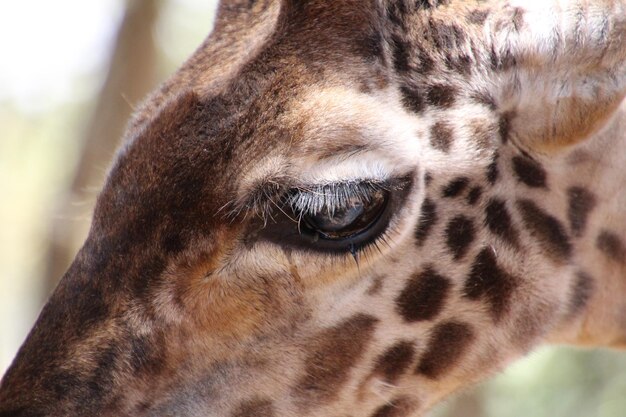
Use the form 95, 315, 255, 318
286, 180, 389, 216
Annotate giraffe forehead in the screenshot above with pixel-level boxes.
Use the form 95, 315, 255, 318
228, 84, 425, 206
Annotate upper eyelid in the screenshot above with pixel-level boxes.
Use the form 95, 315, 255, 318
294, 178, 386, 189
287, 180, 392, 215
231, 175, 405, 221
291, 180, 387, 199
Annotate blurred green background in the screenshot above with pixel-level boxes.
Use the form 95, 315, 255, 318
0, 1, 624, 416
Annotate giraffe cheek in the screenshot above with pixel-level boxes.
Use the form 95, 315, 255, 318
176, 274, 300, 340
170, 252, 305, 341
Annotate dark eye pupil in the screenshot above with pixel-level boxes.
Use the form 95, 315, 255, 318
303, 190, 387, 240
308, 201, 365, 233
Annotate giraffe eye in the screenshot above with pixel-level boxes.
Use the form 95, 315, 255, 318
301, 189, 388, 240
252, 176, 412, 254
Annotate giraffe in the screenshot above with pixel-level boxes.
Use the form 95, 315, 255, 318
1, 0, 625, 416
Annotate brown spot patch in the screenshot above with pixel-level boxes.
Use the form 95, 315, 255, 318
415, 321, 474, 379
47, 370, 81, 400
470, 118, 496, 149
442, 177, 469, 198
424, 172, 433, 186
567, 272, 594, 318
471, 90, 496, 110
490, 46, 516, 71
517, 199, 572, 263
429, 21, 466, 49
567, 186, 596, 237
445, 53, 472, 77
370, 397, 416, 417
463, 248, 518, 319
297, 314, 378, 406
426, 84, 458, 108
415, 46, 436, 73
415, 198, 438, 246
484, 198, 520, 247
512, 155, 547, 188
387, 2, 408, 28
486, 153, 499, 184
430, 121, 454, 152
445, 216, 476, 260
400, 85, 425, 113
596, 230, 626, 263
466, 186, 482, 205
391, 34, 411, 73
367, 275, 384, 295
85, 343, 119, 404
467, 9, 489, 25
231, 398, 275, 417
372, 341, 416, 384
358, 31, 384, 62
498, 111, 514, 143
396, 267, 451, 322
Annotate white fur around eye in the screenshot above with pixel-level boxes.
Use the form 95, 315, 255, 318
297, 154, 392, 185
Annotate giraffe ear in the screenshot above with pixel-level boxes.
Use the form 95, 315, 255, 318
483, 0, 626, 153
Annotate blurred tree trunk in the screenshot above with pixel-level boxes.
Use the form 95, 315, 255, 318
43, 0, 162, 294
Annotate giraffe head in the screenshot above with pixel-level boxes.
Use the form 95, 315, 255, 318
2, 0, 626, 416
